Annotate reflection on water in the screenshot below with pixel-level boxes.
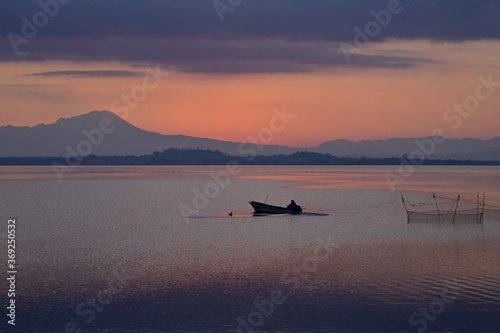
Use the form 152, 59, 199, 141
1, 166, 499, 332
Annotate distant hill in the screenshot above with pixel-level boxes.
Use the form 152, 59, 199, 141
311, 137, 500, 160
1, 110, 499, 160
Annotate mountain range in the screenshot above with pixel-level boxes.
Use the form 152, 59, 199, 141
1, 110, 499, 160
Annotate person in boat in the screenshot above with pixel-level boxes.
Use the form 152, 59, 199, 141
287, 200, 298, 210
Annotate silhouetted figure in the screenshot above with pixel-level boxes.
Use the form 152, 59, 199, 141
287, 200, 297, 210
229, 212, 233, 217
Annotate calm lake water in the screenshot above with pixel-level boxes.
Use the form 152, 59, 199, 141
1, 165, 500, 333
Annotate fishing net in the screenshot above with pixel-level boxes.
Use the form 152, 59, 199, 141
401, 193, 499, 224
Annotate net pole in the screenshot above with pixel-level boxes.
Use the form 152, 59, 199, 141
477, 192, 480, 224
481, 192, 486, 224
433, 193, 441, 221
452, 195, 460, 225
401, 193, 410, 223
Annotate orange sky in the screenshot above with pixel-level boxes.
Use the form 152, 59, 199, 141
1, 40, 499, 147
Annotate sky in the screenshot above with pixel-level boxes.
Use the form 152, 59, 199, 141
0, 0, 499, 147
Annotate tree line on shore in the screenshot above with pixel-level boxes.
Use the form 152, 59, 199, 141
1, 148, 499, 166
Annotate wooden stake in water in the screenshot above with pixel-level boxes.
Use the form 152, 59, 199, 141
401, 194, 409, 223
452, 195, 460, 224
481, 192, 486, 224
477, 192, 480, 224
433, 193, 441, 221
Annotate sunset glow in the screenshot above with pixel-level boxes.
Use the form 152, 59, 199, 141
1, 2, 499, 147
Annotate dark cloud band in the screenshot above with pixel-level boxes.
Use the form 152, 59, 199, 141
2, 0, 498, 41
0, 0, 496, 73
27, 70, 141, 78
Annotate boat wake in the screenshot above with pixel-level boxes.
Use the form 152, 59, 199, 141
188, 212, 329, 219
301, 212, 329, 216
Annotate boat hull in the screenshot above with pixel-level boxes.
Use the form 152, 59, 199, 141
249, 201, 302, 214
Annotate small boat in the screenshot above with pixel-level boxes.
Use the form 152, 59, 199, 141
249, 201, 302, 214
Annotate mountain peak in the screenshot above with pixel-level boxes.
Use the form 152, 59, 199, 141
54, 110, 120, 124
0, 111, 499, 160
